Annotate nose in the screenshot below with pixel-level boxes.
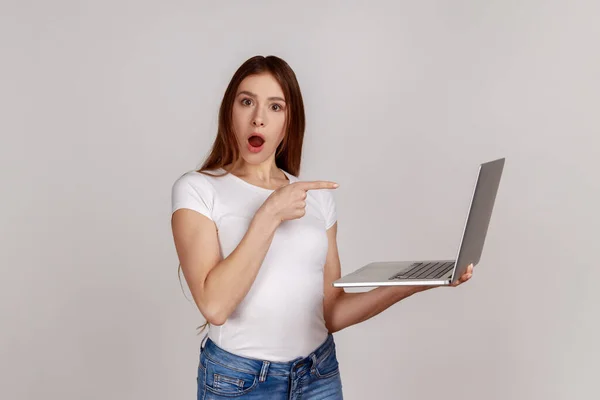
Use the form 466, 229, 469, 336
252, 108, 266, 127
252, 117, 265, 127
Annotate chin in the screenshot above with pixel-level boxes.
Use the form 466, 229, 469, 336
241, 152, 272, 163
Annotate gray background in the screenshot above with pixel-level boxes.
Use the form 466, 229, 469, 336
1, 1, 598, 399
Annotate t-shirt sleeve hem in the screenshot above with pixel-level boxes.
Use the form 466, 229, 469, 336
171, 205, 214, 221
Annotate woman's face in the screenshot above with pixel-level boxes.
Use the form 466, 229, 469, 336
232, 73, 287, 162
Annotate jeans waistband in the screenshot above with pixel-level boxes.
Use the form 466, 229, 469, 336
201, 334, 335, 377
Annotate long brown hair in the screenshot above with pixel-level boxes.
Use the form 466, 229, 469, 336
179, 55, 307, 335
198, 54, 306, 177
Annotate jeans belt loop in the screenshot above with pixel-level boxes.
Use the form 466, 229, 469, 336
259, 361, 270, 382
310, 353, 318, 373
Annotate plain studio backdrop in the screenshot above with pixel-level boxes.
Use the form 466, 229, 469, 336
1, 1, 598, 399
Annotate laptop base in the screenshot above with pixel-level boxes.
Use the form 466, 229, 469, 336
332, 260, 454, 288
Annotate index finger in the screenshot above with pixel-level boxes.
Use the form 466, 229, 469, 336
294, 181, 339, 191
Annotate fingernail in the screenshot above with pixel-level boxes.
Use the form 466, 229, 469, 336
333, 183, 339, 188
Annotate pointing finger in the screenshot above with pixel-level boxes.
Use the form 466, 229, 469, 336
295, 181, 339, 191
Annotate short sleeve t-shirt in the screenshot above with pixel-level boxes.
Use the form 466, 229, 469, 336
171, 167, 337, 361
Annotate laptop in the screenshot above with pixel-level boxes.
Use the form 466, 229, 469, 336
333, 157, 505, 288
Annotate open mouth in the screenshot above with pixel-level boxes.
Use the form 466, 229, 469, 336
248, 135, 265, 148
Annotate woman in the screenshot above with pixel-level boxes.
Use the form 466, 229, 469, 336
171, 55, 473, 399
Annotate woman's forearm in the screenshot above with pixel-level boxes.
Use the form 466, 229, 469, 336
201, 209, 280, 325
327, 285, 427, 333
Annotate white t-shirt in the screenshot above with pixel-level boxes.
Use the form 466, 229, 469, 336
171, 167, 337, 361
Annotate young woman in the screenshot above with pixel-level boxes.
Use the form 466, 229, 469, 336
171, 55, 474, 399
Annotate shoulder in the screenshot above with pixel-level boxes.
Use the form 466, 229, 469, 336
281, 168, 299, 184
315, 187, 337, 230
291, 170, 335, 202
172, 170, 212, 193
171, 170, 221, 217
172, 169, 222, 190
294, 170, 337, 228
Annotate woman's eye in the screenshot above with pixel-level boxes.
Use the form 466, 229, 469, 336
271, 104, 282, 111
241, 98, 252, 106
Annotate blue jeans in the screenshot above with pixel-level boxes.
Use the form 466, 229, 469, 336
197, 334, 343, 399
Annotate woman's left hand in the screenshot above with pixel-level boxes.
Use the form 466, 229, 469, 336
449, 263, 474, 287
410, 263, 474, 294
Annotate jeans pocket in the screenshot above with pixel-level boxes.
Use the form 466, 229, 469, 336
202, 355, 259, 397
314, 347, 341, 380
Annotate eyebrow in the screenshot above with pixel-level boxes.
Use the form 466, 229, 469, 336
237, 90, 286, 103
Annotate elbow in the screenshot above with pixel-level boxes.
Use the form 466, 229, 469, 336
191, 284, 230, 326
324, 314, 341, 334
325, 321, 341, 334
206, 313, 227, 327
200, 302, 229, 326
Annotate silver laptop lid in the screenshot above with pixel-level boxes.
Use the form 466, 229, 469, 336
451, 158, 505, 282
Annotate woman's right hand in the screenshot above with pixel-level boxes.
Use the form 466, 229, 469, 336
259, 181, 339, 224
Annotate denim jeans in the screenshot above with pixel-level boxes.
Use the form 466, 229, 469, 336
197, 334, 343, 399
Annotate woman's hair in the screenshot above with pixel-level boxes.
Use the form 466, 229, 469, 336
198, 54, 306, 177
179, 55, 307, 335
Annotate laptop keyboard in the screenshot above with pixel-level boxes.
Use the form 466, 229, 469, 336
389, 261, 455, 280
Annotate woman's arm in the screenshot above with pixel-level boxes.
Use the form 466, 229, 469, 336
323, 222, 472, 333
172, 207, 280, 326
325, 284, 427, 334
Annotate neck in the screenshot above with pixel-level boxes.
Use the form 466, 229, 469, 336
227, 159, 286, 184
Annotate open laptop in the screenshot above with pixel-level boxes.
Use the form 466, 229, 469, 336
333, 157, 505, 288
